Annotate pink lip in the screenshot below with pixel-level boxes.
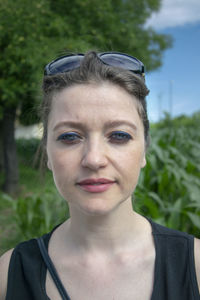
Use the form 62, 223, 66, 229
77, 178, 116, 193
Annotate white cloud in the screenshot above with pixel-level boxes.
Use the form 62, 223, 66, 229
146, 0, 200, 29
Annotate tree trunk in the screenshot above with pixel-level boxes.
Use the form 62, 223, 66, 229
0, 120, 4, 173
2, 106, 19, 195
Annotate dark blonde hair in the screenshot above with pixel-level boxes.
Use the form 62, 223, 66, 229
41, 51, 150, 148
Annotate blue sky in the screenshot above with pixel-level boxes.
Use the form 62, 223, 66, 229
145, 0, 200, 122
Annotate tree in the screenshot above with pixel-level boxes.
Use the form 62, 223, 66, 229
0, 0, 172, 195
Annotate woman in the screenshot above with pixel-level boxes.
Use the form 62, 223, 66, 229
1, 51, 200, 300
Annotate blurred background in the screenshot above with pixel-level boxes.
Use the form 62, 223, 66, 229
0, 0, 199, 254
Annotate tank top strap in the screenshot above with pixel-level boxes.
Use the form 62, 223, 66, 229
37, 235, 71, 300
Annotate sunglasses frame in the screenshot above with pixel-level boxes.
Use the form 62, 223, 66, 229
44, 52, 145, 78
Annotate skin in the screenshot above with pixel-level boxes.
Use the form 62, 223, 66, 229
45, 82, 156, 299
1, 82, 200, 300
47, 82, 146, 218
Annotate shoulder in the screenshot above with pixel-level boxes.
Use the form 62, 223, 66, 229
0, 249, 14, 300
194, 238, 200, 292
153, 221, 200, 293
0, 237, 43, 300
149, 218, 193, 240
0, 236, 47, 300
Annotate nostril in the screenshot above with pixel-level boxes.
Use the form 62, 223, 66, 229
81, 151, 107, 170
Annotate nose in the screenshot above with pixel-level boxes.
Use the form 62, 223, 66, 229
81, 137, 108, 170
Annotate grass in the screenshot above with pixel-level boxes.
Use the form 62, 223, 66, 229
0, 155, 69, 255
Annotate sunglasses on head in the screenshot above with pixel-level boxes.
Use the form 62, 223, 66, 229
44, 52, 145, 78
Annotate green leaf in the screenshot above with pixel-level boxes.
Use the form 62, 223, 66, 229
186, 212, 200, 229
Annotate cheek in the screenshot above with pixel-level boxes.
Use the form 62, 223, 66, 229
47, 149, 75, 182
50, 157, 74, 199
52, 157, 71, 176
116, 147, 145, 181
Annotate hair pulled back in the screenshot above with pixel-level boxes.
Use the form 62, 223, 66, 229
41, 51, 150, 148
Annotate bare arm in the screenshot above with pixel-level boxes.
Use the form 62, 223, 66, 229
0, 249, 13, 300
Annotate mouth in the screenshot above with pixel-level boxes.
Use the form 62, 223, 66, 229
77, 178, 116, 193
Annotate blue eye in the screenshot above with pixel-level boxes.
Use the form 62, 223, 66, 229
109, 131, 132, 143
57, 132, 81, 144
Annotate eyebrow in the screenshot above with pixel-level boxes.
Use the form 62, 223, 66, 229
53, 121, 88, 132
104, 120, 137, 132
53, 120, 138, 132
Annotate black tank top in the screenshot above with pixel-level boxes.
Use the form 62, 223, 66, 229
5, 219, 200, 300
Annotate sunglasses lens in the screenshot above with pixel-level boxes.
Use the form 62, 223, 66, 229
99, 53, 143, 73
45, 53, 144, 76
46, 55, 84, 75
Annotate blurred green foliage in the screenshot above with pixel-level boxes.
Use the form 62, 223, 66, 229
0, 0, 171, 122
134, 112, 200, 236
17, 138, 40, 164
0, 0, 172, 194
0, 189, 69, 254
0, 112, 200, 254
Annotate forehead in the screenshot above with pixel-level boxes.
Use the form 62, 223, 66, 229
49, 83, 143, 128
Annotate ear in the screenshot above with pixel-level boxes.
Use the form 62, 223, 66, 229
47, 159, 52, 171
141, 155, 146, 168
46, 146, 52, 171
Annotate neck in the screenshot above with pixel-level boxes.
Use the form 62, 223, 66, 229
63, 199, 149, 255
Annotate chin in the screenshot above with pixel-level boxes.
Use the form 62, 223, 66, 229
76, 200, 118, 217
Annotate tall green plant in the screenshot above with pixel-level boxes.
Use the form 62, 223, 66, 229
134, 112, 200, 236
0, 189, 69, 244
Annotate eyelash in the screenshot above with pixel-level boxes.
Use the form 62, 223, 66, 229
57, 132, 81, 144
57, 131, 132, 144
109, 131, 132, 143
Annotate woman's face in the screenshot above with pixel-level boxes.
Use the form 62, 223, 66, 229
46, 82, 146, 216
